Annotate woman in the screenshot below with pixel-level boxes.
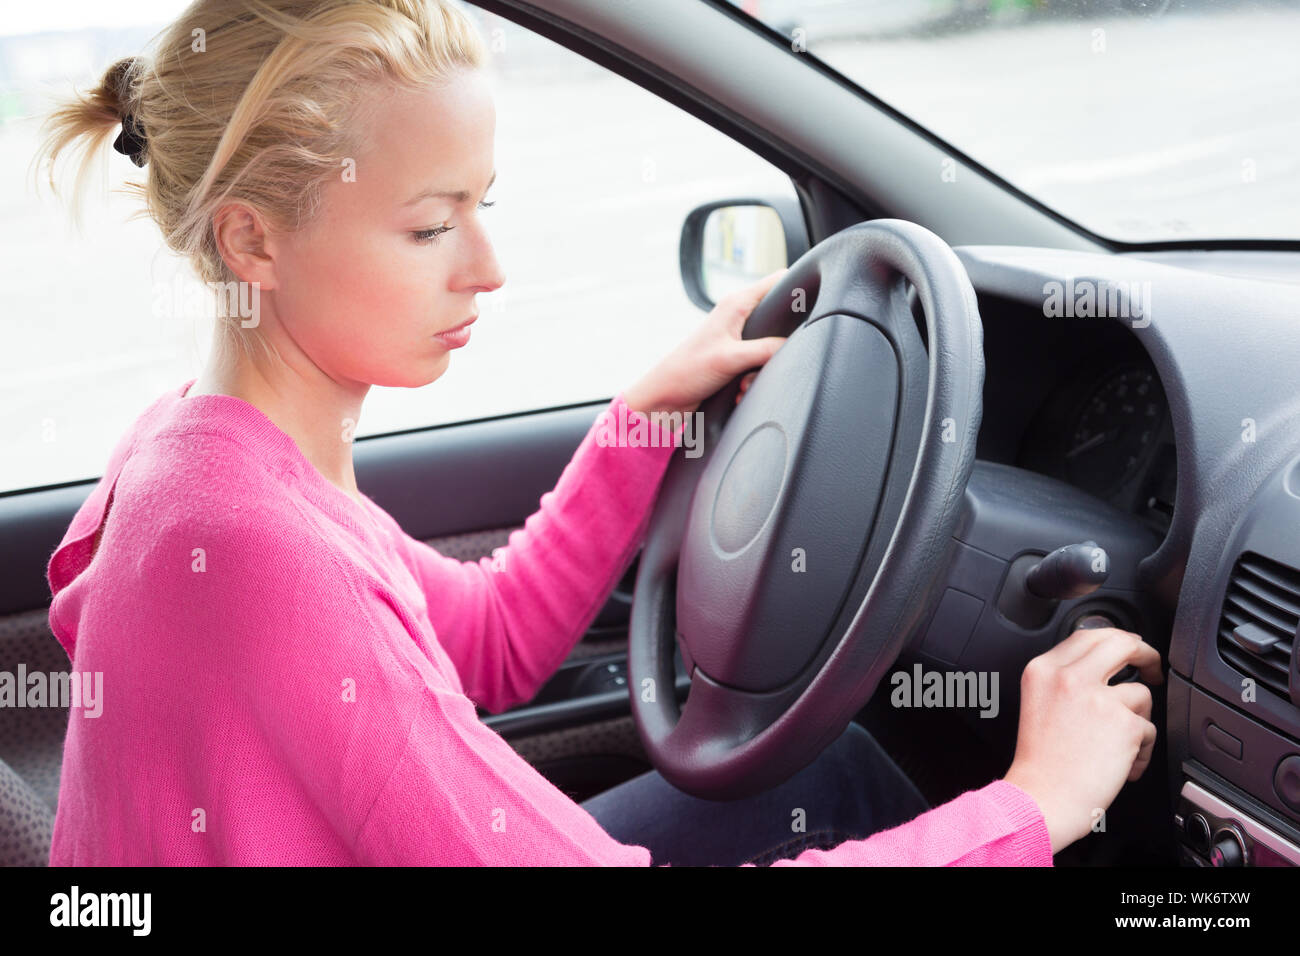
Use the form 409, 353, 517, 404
36, 0, 1159, 866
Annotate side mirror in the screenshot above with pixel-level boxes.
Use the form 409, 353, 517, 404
679, 197, 810, 311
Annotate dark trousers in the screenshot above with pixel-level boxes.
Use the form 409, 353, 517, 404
581, 721, 930, 866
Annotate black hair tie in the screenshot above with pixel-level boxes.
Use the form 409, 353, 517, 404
113, 111, 148, 167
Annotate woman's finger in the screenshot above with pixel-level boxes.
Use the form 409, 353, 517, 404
738, 269, 786, 308
1077, 632, 1164, 687
735, 371, 758, 406
730, 335, 786, 374
1110, 679, 1153, 723
1128, 718, 1158, 782
722, 269, 788, 331
735, 372, 751, 404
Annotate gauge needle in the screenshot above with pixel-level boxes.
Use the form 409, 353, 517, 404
1066, 428, 1120, 459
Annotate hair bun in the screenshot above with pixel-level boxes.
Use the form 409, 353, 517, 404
103, 57, 141, 117
105, 57, 148, 166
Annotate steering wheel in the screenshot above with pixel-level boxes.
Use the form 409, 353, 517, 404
628, 219, 985, 800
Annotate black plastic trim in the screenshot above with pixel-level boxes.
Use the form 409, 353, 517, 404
1182, 759, 1300, 849
483, 673, 692, 738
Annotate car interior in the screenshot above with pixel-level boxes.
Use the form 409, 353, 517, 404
2, 0, 1299, 868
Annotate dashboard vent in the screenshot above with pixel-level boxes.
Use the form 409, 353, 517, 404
1217, 552, 1299, 701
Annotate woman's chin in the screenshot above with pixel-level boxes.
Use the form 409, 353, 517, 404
416, 352, 452, 387
363, 353, 450, 390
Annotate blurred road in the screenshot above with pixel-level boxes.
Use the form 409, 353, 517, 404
810, 4, 1300, 241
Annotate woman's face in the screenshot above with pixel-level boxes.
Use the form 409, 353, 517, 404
267, 68, 504, 389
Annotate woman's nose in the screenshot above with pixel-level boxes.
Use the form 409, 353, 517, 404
478, 246, 506, 293
458, 220, 505, 294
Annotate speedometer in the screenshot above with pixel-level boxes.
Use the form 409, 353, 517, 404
1065, 367, 1166, 498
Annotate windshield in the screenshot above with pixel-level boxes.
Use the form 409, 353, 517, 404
725, 0, 1300, 244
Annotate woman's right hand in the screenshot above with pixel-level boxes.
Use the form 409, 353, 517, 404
1002, 626, 1163, 855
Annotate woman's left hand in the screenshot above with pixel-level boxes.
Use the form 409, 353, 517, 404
622, 269, 790, 417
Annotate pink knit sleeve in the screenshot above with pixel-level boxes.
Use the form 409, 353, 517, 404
752, 779, 1054, 866
390, 394, 685, 714
352, 682, 1053, 866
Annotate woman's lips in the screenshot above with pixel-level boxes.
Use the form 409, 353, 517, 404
434, 315, 477, 349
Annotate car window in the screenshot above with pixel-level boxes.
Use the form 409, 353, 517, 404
726, 0, 1300, 244
0, 2, 797, 495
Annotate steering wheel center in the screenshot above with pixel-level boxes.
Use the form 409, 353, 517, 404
710, 423, 787, 555
677, 313, 902, 695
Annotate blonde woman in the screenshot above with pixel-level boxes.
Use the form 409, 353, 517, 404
35, 0, 1159, 866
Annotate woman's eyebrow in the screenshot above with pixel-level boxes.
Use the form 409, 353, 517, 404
402, 169, 496, 206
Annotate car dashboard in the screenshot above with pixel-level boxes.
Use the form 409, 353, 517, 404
952, 243, 1300, 867
974, 291, 1177, 539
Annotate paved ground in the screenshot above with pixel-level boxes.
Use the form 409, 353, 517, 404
810, 5, 1300, 241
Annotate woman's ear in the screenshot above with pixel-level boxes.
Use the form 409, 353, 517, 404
212, 201, 279, 291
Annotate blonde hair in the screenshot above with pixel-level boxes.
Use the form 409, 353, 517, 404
35, 0, 487, 364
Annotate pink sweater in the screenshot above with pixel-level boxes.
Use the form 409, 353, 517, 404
46, 379, 1052, 866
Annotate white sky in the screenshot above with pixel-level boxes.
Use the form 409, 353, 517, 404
0, 0, 193, 38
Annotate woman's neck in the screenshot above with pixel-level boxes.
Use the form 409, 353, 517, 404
186, 361, 368, 506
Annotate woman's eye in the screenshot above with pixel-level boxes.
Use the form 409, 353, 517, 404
412, 202, 494, 245
412, 225, 453, 245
